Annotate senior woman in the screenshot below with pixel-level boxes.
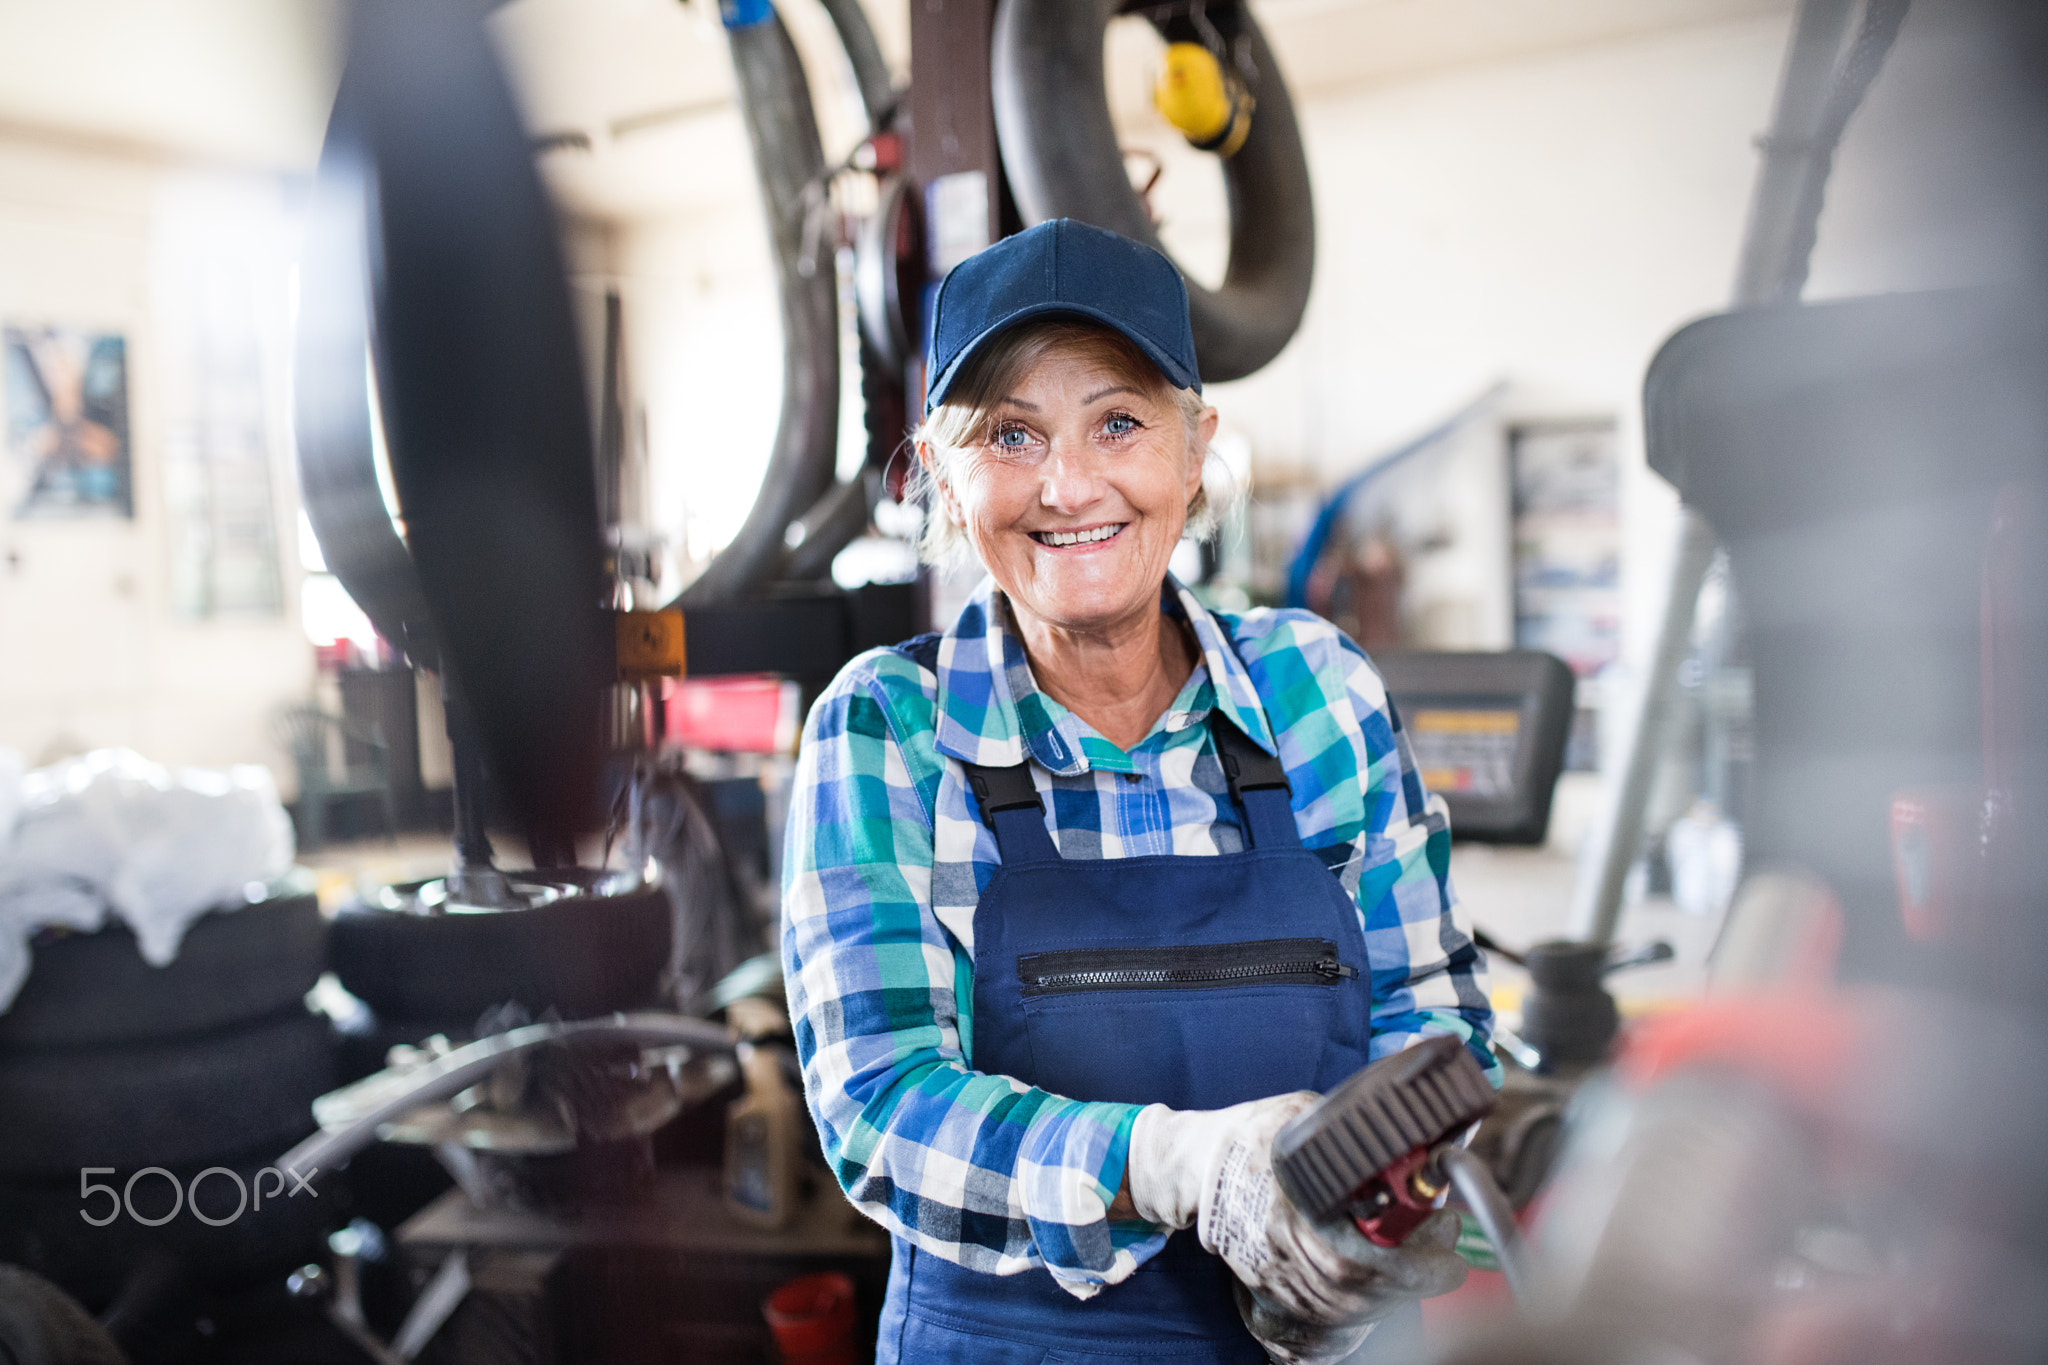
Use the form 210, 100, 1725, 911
782, 219, 1495, 1364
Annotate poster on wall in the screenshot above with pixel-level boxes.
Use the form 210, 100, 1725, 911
4, 326, 131, 519
1511, 420, 1621, 770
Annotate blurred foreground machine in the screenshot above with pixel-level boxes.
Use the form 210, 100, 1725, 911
1430, 288, 2048, 1365
1433, 3, 2048, 1363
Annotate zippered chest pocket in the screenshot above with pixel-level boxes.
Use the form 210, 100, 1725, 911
1010, 937, 1365, 1110
1018, 938, 1357, 996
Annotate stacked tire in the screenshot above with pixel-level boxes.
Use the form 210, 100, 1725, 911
322, 871, 675, 1232
327, 870, 673, 1072
0, 891, 338, 1307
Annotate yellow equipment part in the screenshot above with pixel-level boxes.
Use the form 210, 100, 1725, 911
1153, 42, 1255, 158
1155, 42, 1233, 143
615, 606, 686, 680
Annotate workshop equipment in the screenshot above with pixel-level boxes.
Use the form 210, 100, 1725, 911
280, 1012, 887, 1362
1645, 289, 2045, 983
275, 1015, 734, 1357
282, 1014, 734, 1181
1153, 42, 1254, 157
1272, 1038, 1543, 1309
1374, 650, 1578, 845
1512, 938, 1670, 1073
1271, 1037, 1499, 1247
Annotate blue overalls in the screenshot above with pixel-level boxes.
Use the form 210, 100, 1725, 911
876, 713, 1377, 1363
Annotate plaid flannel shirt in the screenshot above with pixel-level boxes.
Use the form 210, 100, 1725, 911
781, 575, 1494, 1297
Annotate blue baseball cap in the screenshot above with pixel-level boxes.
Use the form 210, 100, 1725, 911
924, 219, 1200, 414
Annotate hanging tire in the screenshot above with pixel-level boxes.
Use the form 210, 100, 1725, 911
0, 1010, 337, 1178
302, 4, 609, 843
991, 0, 1315, 382
0, 891, 326, 1050
326, 874, 671, 1024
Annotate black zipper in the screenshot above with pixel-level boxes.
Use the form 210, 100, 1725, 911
1018, 938, 1358, 997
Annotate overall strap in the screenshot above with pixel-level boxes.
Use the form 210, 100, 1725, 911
960, 759, 1061, 863
1210, 715, 1301, 850
961, 718, 1298, 860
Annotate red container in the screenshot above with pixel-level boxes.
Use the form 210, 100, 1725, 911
763, 1271, 857, 1365
664, 674, 799, 753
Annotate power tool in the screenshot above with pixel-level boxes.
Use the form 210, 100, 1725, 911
1271, 1036, 1498, 1246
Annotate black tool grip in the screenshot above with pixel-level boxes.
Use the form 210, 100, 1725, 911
1271, 1036, 1497, 1223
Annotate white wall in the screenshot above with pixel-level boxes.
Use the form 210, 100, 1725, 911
0, 134, 311, 783
1191, 16, 1792, 667
616, 202, 785, 574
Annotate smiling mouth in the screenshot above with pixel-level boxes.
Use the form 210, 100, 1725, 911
1030, 523, 1127, 548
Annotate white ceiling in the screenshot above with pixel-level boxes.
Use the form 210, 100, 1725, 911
1256, 0, 1791, 94
0, 0, 1789, 213
0, 0, 340, 168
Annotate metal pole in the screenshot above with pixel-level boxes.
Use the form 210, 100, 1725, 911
442, 680, 516, 907
1568, 512, 1719, 942
1570, 0, 1864, 944
1731, 0, 1862, 309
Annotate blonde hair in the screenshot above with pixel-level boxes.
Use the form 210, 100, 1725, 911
908, 318, 1229, 566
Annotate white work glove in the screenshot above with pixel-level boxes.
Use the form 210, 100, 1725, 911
1127, 1094, 1468, 1364
1231, 1209, 1466, 1363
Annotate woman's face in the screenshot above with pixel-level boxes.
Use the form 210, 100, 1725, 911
933, 347, 1215, 638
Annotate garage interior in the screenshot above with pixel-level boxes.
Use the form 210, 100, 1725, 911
0, 0, 2043, 1361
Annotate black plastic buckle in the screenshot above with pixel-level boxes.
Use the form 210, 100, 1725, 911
965, 765, 1043, 831
1213, 717, 1291, 806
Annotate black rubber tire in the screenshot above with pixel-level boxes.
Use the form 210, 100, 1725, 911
0, 893, 326, 1050
304, 5, 609, 841
0, 1010, 337, 1178
327, 877, 671, 1024
992, 0, 1315, 382
0, 1153, 343, 1310
0, 1265, 126, 1365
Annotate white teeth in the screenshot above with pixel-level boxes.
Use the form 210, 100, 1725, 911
1037, 524, 1124, 547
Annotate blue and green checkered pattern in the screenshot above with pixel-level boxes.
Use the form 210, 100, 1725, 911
781, 576, 1496, 1298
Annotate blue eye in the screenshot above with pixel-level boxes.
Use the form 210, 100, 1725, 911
1104, 414, 1138, 436
994, 426, 1029, 448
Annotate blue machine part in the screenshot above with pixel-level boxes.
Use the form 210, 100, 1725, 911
719, 0, 774, 29
1283, 383, 1505, 610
